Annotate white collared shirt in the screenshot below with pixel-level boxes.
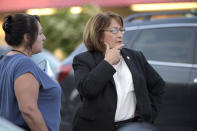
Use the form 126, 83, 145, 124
112, 58, 136, 122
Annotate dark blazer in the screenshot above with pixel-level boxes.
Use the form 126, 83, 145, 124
72, 48, 165, 131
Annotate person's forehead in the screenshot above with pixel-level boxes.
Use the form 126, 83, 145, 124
108, 19, 121, 27
37, 21, 42, 30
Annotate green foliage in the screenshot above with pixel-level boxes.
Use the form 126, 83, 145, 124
40, 4, 101, 57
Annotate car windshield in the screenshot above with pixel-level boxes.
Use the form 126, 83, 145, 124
125, 27, 196, 64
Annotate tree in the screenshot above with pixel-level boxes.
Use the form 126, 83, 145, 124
40, 4, 101, 58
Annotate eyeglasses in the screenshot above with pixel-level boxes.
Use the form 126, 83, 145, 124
103, 27, 125, 34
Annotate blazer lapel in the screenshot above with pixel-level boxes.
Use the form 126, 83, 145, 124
92, 51, 116, 87
121, 49, 138, 90
92, 51, 117, 111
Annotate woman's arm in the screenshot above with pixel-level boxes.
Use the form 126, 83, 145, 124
14, 73, 48, 131
73, 44, 123, 99
73, 53, 116, 98
139, 51, 165, 121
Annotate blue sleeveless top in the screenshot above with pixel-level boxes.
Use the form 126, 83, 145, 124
0, 54, 61, 131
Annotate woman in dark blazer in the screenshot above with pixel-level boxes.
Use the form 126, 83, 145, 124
72, 11, 165, 131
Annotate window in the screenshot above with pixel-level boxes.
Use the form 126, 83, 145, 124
123, 30, 138, 47
128, 27, 196, 63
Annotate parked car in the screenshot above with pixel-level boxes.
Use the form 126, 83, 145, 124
0, 117, 24, 131
0, 46, 60, 79
57, 43, 86, 131
0, 46, 10, 56
57, 10, 197, 131
31, 49, 61, 79
124, 11, 197, 131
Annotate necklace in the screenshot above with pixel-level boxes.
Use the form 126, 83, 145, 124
11, 49, 27, 56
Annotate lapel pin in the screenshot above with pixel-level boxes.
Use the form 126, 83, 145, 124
127, 56, 130, 60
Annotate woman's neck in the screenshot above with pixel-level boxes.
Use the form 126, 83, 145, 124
11, 47, 31, 56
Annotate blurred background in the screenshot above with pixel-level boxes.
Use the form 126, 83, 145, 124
1, 0, 197, 131
0, 0, 197, 60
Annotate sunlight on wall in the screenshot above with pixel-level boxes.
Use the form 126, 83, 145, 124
26, 8, 56, 15
70, 6, 82, 14
54, 48, 65, 61
131, 2, 197, 12
0, 21, 6, 45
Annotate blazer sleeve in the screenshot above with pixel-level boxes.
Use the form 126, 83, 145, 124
138, 51, 166, 121
72, 53, 116, 99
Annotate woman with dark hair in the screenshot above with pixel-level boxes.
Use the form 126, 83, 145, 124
0, 13, 61, 131
72, 11, 165, 131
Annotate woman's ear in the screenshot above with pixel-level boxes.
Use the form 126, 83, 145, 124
23, 34, 30, 43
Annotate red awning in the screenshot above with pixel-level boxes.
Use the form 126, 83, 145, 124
0, 0, 196, 12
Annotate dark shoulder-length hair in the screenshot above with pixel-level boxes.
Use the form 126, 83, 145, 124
83, 11, 124, 53
2, 13, 40, 50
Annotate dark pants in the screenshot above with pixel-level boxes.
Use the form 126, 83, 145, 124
117, 122, 158, 131
115, 117, 158, 131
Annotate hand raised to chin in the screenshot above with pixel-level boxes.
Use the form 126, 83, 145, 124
104, 42, 124, 65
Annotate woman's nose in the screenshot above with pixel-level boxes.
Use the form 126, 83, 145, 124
43, 35, 46, 41
117, 31, 123, 38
